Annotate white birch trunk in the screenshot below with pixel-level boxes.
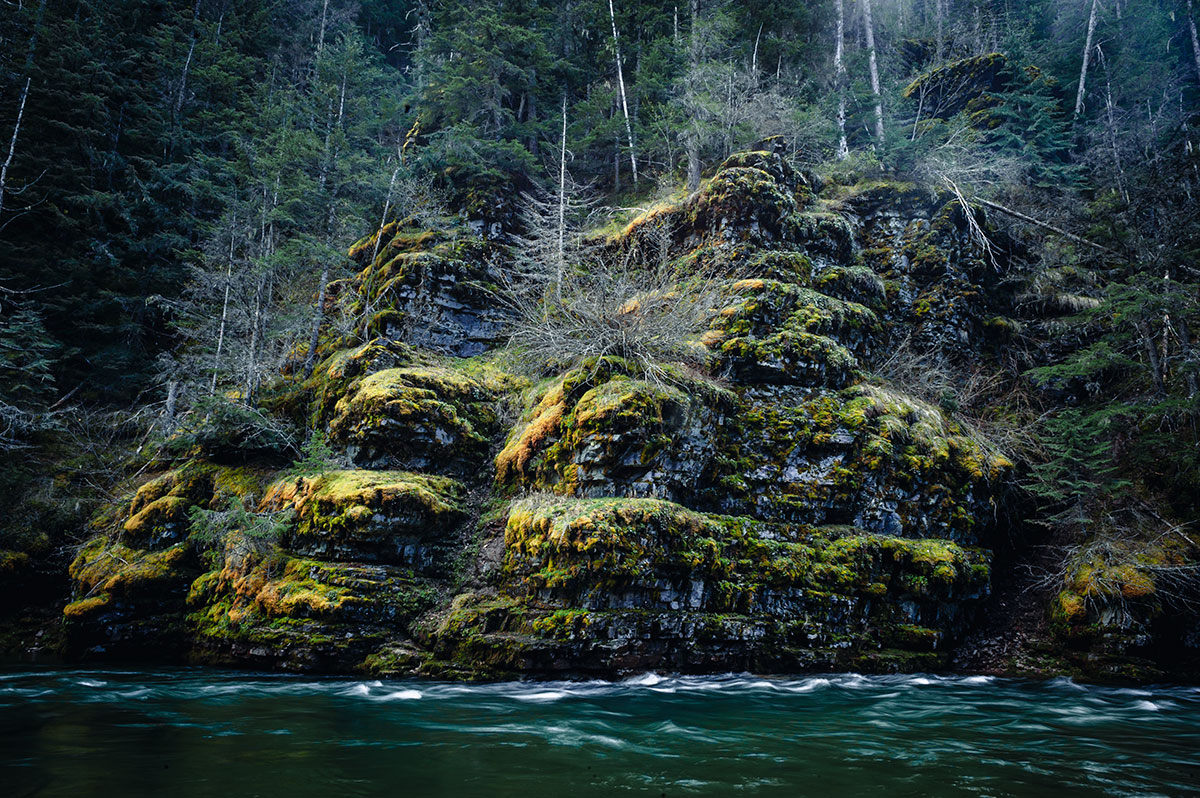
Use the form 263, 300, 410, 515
862, 0, 885, 144
835, 0, 849, 160
607, 0, 638, 184
1187, 0, 1200, 85
1074, 0, 1099, 118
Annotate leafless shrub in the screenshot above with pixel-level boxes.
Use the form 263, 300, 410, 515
872, 334, 1043, 463
1030, 503, 1200, 617
502, 215, 739, 386
911, 119, 1023, 267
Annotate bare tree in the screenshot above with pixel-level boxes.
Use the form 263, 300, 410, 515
1074, 0, 1100, 118
834, 0, 850, 159
607, 0, 639, 185
0, 0, 47, 221
510, 120, 597, 305
504, 217, 736, 385
862, 0, 885, 144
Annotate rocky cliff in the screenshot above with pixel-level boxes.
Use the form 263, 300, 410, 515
41, 145, 1199, 681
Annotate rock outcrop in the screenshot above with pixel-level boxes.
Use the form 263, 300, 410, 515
54, 144, 1195, 681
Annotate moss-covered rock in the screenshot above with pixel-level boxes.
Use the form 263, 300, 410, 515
268, 338, 419, 428
328, 364, 504, 475
495, 361, 732, 502
187, 548, 439, 673
686, 166, 800, 244
264, 469, 467, 573
701, 382, 1011, 543
707, 279, 879, 388
902, 52, 1011, 120
63, 537, 198, 657
1048, 521, 1200, 678
119, 462, 276, 548
429, 496, 992, 676
349, 229, 511, 357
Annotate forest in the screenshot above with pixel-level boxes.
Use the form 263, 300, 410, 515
0, 0, 1199, 683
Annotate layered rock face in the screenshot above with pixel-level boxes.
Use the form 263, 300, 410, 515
62, 146, 1023, 676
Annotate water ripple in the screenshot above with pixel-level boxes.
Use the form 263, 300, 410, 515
2, 668, 1198, 797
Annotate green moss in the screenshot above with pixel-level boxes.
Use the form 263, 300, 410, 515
747, 250, 814, 283
64, 537, 195, 630
123, 495, 193, 545
327, 362, 510, 475
266, 469, 466, 556
265, 338, 420, 428
69, 537, 192, 594
187, 548, 440, 670
495, 360, 731, 495
62, 593, 112, 620
427, 492, 996, 673
902, 53, 1010, 118
707, 280, 878, 388
814, 265, 888, 310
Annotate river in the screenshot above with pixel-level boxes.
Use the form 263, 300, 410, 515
2, 669, 1197, 796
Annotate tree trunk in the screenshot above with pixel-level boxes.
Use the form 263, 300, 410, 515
556, 93, 568, 302
607, 0, 638, 184
1, 0, 47, 221
613, 124, 621, 194
246, 274, 264, 402
164, 380, 178, 433
527, 89, 539, 156
317, 0, 331, 55
935, 0, 945, 62
1188, 0, 1200, 85
1074, 0, 1099, 118
835, 0, 849, 159
973, 197, 1121, 256
303, 265, 330, 378
1137, 319, 1166, 395
685, 0, 702, 192
211, 232, 235, 395
1099, 49, 1127, 204
305, 68, 347, 378
751, 23, 763, 87
862, 0, 885, 144
173, 0, 202, 145
0, 79, 30, 221
1177, 317, 1200, 399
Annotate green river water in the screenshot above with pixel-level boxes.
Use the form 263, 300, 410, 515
2, 668, 1197, 797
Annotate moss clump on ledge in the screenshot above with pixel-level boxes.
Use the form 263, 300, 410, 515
67, 538, 193, 611
267, 338, 420, 428
264, 469, 468, 571
118, 461, 277, 549
494, 360, 732, 500
327, 364, 503, 475
62, 537, 199, 656
707, 280, 879, 388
